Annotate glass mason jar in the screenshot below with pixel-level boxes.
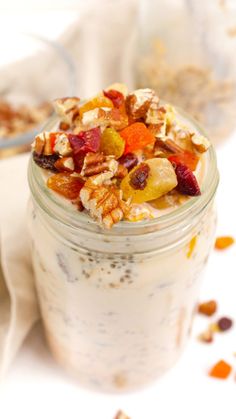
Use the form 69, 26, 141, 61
28, 114, 219, 393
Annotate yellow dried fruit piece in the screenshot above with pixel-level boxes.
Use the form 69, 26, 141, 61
79, 96, 114, 118
187, 235, 197, 258
121, 158, 177, 203
100, 128, 125, 158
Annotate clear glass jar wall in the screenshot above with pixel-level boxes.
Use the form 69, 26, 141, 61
28, 116, 219, 393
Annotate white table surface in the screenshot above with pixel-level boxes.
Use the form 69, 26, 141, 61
0, 132, 236, 419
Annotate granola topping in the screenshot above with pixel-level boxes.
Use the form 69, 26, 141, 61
31, 84, 211, 228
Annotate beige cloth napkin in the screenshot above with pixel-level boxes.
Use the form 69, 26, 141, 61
0, 153, 39, 379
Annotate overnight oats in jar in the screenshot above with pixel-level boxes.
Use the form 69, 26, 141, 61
28, 85, 219, 392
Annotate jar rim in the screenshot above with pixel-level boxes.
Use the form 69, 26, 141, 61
28, 109, 219, 238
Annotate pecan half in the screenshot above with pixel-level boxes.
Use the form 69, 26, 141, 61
126, 88, 157, 119
80, 152, 118, 177
80, 179, 129, 229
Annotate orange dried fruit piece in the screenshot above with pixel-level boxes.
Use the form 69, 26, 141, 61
187, 235, 197, 258
168, 150, 199, 171
120, 122, 155, 154
215, 236, 234, 250
100, 128, 125, 158
121, 158, 177, 203
79, 96, 114, 118
209, 360, 232, 379
47, 173, 84, 200
198, 300, 217, 316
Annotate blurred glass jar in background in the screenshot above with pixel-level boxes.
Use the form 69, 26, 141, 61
137, 0, 236, 143
0, 32, 76, 158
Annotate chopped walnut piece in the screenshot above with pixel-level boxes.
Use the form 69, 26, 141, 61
81, 152, 118, 177
114, 410, 130, 419
80, 178, 129, 228
154, 137, 184, 156
34, 135, 45, 155
54, 157, 75, 172
80, 107, 128, 130
126, 88, 157, 119
191, 134, 210, 153
53, 97, 80, 125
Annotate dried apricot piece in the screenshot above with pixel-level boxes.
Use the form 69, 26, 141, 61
120, 122, 155, 154
215, 236, 234, 250
100, 128, 125, 158
198, 300, 217, 316
168, 150, 199, 171
121, 158, 177, 203
209, 360, 232, 379
79, 96, 113, 118
47, 173, 84, 199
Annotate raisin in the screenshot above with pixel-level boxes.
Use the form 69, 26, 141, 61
217, 317, 233, 331
175, 163, 201, 196
129, 163, 150, 190
33, 151, 59, 172
118, 153, 138, 171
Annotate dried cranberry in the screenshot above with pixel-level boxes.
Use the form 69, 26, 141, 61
33, 151, 59, 172
103, 90, 124, 108
118, 152, 138, 171
68, 127, 101, 155
129, 163, 150, 190
217, 317, 233, 331
174, 163, 201, 196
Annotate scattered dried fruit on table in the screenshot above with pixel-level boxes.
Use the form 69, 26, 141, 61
120, 122, 155, 154
114, 410, 130, 419
209, 360, 232, 379
215, 236, 234, 250
121, 158, 177, 203
217, 317, 233, 332
100, 128, 125, 158
198, 329, 214, 344
47, 173, 85, 199
174, 164, 201, 196
198, 300, 217, 316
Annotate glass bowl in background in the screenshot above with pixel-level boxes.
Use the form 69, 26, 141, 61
0, 32, 76, 157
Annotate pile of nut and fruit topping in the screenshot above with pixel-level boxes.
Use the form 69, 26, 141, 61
31, 83, 210, 229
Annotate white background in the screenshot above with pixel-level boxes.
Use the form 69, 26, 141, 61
0, 132, 236, 419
